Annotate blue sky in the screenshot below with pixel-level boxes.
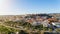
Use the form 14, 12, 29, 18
0, 0, 60, 15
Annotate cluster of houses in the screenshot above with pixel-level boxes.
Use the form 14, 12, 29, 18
25, 14, 60, 29
0, 14, 60, 29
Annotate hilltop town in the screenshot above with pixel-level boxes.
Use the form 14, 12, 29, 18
0, 13, 60, 24
0, 13, 60, 34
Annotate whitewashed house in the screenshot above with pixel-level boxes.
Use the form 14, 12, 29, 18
52, 22, 60, 28
42, 20, 49, 27
31, 21, 42, 26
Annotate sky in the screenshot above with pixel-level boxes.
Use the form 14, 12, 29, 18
0, 0, 60, 15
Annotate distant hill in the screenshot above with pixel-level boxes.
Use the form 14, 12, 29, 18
49, 13, 60, 18
0, 13, 60, 20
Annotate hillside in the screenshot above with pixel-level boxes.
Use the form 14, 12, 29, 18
0, 13, 60, 34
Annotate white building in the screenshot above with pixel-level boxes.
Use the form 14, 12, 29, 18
31, 21, 42, 26
42, 20, 49, 27
52, 22, 60, 28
